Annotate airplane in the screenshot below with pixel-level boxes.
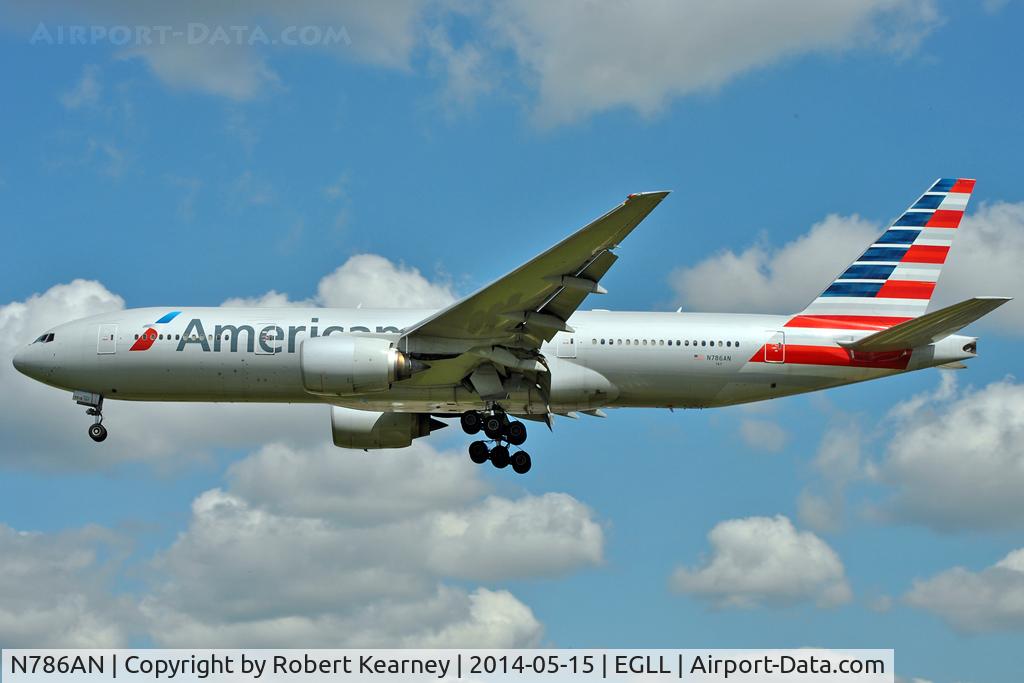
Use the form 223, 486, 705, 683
12, 178, 1011, 474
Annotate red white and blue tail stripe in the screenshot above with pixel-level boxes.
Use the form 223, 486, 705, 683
793, 178, 974, 330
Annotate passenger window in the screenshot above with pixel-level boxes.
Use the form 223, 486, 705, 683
718, 341, 723, 347
659, 340, 664, 346
726, 341, 731, 347
642, 339, 648, 346
625, 339, 630, 345
735, 341, 740, 348
634, 339, 639, 345
667, 340, 672, 346
685, 340, 689, 346
618, 339, 622, 345
701, 340, 706, 346
592, 338, 597, 345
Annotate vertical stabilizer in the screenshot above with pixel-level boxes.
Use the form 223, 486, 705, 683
793, 178, 975, 330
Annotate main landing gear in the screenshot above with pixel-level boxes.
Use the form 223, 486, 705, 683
74, 391, 107, 442
461, 410, 532, 474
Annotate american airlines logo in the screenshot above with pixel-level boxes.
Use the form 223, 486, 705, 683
130, 313, 402, 353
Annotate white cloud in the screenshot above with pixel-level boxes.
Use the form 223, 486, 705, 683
142, 441, 601, 646
60, 63, 101, 109
12, 2, 941, 120
0, 524, 131, 647
490, 1, 940, 126
797, 419, 867, 532
797, 490, 842, 535
29, 1, 430, 101
872, 376, 1024, 531
868, 594, 893, 613
0, 439, 603, 647
219, 289, 306, 308
227, 440, 488, 524
425, 493, 603, 581
738, 418, 788, 452
933, 201, 1024, 333
316, 254, 455, 308
123, 43, 281, 101
670, 214, 879, 314
905, 548, 1024, 633
165, 174, 201, 221
143, 584, 540, 648
222, 254, 456, 309
670, 515, 852, 608
425, 25, 493, 112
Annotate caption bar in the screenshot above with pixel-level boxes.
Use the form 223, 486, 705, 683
2, 649, 894, 682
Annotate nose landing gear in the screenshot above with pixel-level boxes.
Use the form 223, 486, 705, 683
74, 391, 107, 443
88, 422, 107, 442
461, 410, 532, 474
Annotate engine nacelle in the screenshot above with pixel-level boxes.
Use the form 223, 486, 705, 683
300, 336, 418, 396
330, 406, 443, 449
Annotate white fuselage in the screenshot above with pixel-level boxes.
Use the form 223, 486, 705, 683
12, 306, 976, 415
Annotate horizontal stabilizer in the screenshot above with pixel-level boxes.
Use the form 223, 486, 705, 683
841, 296, 1011, 351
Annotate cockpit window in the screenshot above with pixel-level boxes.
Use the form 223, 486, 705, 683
33, 333, 55, 343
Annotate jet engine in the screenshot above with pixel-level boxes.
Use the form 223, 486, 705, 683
330, 406, 446, 449
300, 336, 422, 395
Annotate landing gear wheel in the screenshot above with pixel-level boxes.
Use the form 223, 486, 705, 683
511, 451, 532, 475
468, 440, 490, 464
507, 421, 527, 446
490, 445, 510, 469
484, 414, 504, 440
460, 411, 482, 435
88, 423, 107, 443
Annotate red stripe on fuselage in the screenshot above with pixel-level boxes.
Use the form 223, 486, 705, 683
748, 344, 911, 370
129, 327, 157, 351
784, 315, 913, 331
901, 244, 949, 264
876, 280, 935, 299
926, 210, 963, 228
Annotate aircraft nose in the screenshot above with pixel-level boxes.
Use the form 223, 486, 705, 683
12, 347, 28, 374
12, 346, 41, 379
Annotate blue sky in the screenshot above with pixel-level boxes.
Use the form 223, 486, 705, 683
2, 2, 1023, 681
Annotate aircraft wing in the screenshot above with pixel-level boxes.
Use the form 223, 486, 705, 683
401, 191, 669, 352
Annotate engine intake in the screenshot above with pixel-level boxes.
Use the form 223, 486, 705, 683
300, 336, 420, 396
330, 406, 445, 449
